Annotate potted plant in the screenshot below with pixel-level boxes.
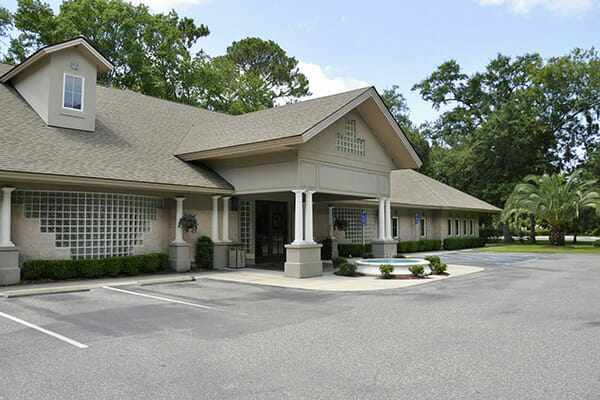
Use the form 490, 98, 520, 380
178, 212, 198, 234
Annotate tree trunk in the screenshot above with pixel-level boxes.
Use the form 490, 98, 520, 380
529, 214, 536, 244
573, 230, 578, 244
549, 226, 565, 246
502, 222, 513, 243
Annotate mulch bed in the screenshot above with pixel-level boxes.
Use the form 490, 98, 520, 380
334, 271, 366, 277
334, 271, 450, 279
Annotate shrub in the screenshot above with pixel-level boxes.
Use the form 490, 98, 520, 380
320, 237, 332, 260
21, 253, 169, 281
339, 262, 357, 276
443, 237, 486, 250
338, 244, 370, 258
406, 241, 420, 252
409, 265, 424, 277
332, 256, 347, 269
379, 264, 394, 279
432, 263, 447, 274
424, 255, 441, 265
393, 254, 406, 258
594, 240, 600, 248
362, 252, 375, 259
196, 236, 214, 269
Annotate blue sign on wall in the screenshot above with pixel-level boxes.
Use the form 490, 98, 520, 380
362, 212, 367, 226
415, 215, 419, 224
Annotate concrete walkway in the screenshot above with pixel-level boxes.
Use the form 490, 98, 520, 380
201, 264, 482, 291
0, 264, 483, 296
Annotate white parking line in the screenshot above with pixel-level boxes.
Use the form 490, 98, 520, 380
0, 311, 88, 349
102, 286, 248, 316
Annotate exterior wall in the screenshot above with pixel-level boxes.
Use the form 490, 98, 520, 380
5, 184, 175, 263
178, 195, 240, 262
47, 48, 98, 131
392, 207, 481, 242
206, 151, 297, 194
12, 48, 98, 132
296, 109, 394, 198
12, 57, 51, 124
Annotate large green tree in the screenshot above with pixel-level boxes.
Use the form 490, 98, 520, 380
380, 85, 430, 170
502, 170, 600, 246
413, 50, 600, 209
7, 0, 209, 103
0, 7, 11, 43
196, 37, 310, 114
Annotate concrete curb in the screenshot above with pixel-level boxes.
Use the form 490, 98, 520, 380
137, 276, 196, 286
2, 285, 91, 298
0, 275, 198, 298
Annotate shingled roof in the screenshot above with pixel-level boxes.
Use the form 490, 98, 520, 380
175, 87, 372, 156
0, 63, 233, 191
390, 169, 501, 213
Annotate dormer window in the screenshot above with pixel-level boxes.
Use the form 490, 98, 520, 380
63, 73, 84, 111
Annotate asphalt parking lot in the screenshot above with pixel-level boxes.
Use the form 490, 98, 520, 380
1, 251, 599, 399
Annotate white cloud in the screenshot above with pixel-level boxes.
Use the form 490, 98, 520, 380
297, 61, 369, 98
476, 0, 594, 16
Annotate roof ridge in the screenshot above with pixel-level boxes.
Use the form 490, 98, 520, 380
235, 86, 372, 117
96, 85, 232, 117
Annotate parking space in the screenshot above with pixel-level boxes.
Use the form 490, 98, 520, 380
0, 279, 340, 356
1, 253, 599, 399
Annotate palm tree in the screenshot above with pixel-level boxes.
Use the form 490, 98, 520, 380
502, 170, 600, 246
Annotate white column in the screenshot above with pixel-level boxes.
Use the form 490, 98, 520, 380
0, 187, 15, 247
292, 190, 304, 245
173, 196, 186, 244
304, 190, 316, 244
377, 197, 385, 241
328, 205, 335, 239
385, 198, 392, 240
212, 195, 221, 242
222, 196, 231, 242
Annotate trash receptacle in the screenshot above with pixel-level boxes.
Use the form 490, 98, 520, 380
236, 246, 245, 268
228, 245, 237, 267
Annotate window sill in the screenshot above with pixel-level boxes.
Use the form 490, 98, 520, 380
60, 108, 87, 119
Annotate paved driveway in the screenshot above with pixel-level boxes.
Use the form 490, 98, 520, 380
1, 252, 599, 399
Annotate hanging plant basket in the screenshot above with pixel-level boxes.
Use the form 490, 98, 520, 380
178, 212, 198, 234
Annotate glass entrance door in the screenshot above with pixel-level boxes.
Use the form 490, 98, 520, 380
255, 201, 288, 263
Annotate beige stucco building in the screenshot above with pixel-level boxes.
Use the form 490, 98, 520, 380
0, 38, 500, 284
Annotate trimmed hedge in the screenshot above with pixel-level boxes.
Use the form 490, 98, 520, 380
22, 253, 169, 281
397, 240, 441, 253
443, 237, 486, 250
337, 243, 373, 258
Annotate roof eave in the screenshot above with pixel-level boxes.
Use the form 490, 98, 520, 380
0, 37, 114, 83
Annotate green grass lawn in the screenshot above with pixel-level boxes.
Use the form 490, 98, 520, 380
475, 240, 600, 254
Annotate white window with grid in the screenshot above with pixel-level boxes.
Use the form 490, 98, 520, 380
240, 200, 252, 254
335, 119, 365, 156
13, 191, 164, 260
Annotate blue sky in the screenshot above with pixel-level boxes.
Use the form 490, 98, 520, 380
1, 0, 598, 124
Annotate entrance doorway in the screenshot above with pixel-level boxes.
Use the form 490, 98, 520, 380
255, 201, 288, 263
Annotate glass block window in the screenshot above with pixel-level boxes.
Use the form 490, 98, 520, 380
240, 200, 252, 254
336, 119, 365, 156
332, 207, 376, 244
12, 191, 164, 259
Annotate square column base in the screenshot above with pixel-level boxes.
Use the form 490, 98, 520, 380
169, 242, 191, 272
372, 240, 398, 258
0, 247, 20, 285
213, 242, 230, 268
284, 244, 323, 278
